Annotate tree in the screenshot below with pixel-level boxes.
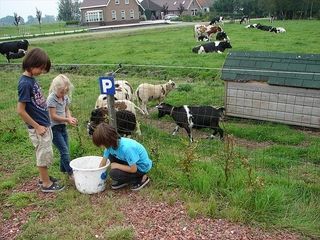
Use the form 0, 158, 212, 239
178, 3, 185, 16
162, 3, 169, 16
57, 0, 80, 21
36, 8, 42, 32
13, 12, 21, 27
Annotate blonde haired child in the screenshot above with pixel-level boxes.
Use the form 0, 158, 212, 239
47, 74, 78, 180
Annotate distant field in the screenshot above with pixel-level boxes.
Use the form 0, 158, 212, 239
0, 19, 319, 239
0, 22, 86, 38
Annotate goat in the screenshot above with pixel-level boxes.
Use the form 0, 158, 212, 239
156, 102, 225, 143
135, 80, 176, 115
87, 107, 136, 136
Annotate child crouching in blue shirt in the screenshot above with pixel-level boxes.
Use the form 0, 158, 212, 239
92, 123, 152, 191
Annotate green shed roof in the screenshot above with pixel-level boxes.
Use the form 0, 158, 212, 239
221, 51, 320, 90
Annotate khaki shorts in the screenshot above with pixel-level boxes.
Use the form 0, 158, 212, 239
28, 128, 53, 167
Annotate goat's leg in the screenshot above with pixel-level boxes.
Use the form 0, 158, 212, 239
135, 121, 142, 135
184, 127, 193, 143
142, 103, 149, 115
172, 126, 179, 135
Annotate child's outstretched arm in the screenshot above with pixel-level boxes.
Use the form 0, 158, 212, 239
99, 157, 108, 168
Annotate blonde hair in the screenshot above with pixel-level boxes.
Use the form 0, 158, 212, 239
49, 74, 74, 97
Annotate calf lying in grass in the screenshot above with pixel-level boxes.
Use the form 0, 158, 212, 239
157, 102, 225, 142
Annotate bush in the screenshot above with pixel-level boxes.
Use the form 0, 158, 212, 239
65, 20, 79, 26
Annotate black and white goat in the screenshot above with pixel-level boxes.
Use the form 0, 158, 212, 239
87, 107, 136, 136
156, 103, 225, 143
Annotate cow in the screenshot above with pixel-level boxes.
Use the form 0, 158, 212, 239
194, 25, 223, 42
270, 27, 286, 33
209, 16, 224, 25
0, 39, 29, 62
192, 41, 232, 54
256, 23, 273, 31
240, 15, 249, 24
156, 102, 225, 143
245, 24, 257, 29
215, 31, 230, 41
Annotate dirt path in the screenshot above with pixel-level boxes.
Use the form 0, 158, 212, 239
1, 178, 302, 240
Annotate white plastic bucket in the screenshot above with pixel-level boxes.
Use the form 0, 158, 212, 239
70, 156, 110, 194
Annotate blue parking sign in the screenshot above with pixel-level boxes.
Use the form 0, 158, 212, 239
99, 76, 115, 95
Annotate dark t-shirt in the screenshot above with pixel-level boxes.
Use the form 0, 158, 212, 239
18, 75, 50, 128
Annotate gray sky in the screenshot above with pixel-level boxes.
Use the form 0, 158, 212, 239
0, 0, 59, 20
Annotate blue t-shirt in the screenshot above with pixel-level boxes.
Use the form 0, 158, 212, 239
103, 138, 152, 173
18, 75, 50, 128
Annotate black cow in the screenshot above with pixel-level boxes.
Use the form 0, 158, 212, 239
209, 16, 224, 25
0, 39, 29, 62
192, 41, 232, 54
157, 102, 225, 142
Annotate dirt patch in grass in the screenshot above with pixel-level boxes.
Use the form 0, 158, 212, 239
0, 177, 57, 240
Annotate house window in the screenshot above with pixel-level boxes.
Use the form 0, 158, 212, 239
121, 10, 126, 20
125, 0, 129, 4
115, 0, 120, 4
85, 10, 103, 22
130, 9, 134, 19
191, 9, 197, 16
112, 10, 117, 20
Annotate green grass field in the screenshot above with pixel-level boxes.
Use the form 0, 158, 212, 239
0, 20, 319, 239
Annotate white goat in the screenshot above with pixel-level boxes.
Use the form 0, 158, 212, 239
135, 80, 176, 115
114, 80, 134, 101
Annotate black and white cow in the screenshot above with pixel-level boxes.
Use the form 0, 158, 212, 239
256, 23, 273, 31
209, 16, 224, 25
245, 24, 257, 29
270, 27, 286, 33
192, 41, 232, 54
157, 102, 225, 142
240, 15, 249, 24
0, 39, 29, 62
215, 31, 230, 41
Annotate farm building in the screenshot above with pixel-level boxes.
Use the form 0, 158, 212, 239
221, 51, 320, 129
80, 0, 144, 26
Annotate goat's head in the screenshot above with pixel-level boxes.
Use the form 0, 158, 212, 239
156, 102, 173, 118
87, 107, 109, 136
165, 80, 176, 92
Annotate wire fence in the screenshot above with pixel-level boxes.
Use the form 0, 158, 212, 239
1, 63, 319, 185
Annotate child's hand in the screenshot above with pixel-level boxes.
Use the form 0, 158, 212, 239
35, 125, 47, 136
67, 117, 78, 126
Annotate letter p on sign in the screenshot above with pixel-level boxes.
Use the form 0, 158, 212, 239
99, 76, 115, 95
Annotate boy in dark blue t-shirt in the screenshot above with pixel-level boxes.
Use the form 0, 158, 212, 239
17, 48, 64, 193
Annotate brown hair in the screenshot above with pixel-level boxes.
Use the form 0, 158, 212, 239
92, 123, 120, 148
22, 48, 51, 73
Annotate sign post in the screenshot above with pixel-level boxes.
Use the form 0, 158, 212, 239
99, 76, 117, 130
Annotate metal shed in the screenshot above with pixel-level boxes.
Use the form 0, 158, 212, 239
221, 51, 320, 128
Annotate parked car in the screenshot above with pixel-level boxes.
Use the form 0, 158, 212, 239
164, 14, 179, 20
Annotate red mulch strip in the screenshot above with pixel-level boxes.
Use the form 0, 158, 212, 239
0, 179, 301, 240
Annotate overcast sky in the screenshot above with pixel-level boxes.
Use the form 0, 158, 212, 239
0, 0, 59, 19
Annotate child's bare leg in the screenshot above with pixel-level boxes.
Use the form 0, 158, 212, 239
38, 166, 52, 187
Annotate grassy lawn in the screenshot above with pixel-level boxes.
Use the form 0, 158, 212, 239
0, 20, 319, 239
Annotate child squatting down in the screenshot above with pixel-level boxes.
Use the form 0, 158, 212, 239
92, 122, 152, 191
